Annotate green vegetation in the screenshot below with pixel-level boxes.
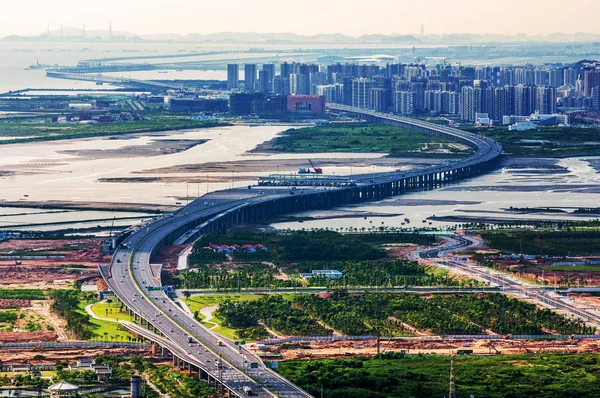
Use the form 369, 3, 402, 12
0, 373, 49, 388
475, 125, 600, 157
0, 117, 225, 144
0, 354, 210, 397
217, 295, 331, 339
298, 260, 470, 288
277, 353, 600, 398
183, 293, 262, 310
24, 320, 42, 331
211, 292, 591, 338
506, 206, 566, 213
0, 311, 17, 323
540, 265, 600, 272
49, 291, 135, 341
180, 262, 300, 290
0, 310, 17, 330
267, 123, 473, 157
90, 298, 134, 322
50, 290, 94, 339
574, 207, 600, 214
182, 294, 264, 340
0, 289, 46, 300
147, 365, 215, 398
481, 231, 600, 256
195, 230, 435, 263
182, 230, 440, 289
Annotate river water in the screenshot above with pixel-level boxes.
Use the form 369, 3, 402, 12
1, 42, 599, 231
0, 124, 384, 203
271, 156, 600, 230
0, 122, 598, 231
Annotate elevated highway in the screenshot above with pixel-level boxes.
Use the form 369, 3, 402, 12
45, 70, 185, 91
103, 106, 503, 397
420, 235, 600, 327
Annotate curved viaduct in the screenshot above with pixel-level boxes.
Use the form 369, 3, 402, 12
102, 106, 502, 398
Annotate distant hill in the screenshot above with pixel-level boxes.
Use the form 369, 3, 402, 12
2, 28, 600, 44
2, 27, 142, 42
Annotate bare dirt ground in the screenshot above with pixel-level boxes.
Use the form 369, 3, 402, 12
262, 262, 290, 281
0, 238, 108, 284
33, 300, 68, 340
272, 338, 600, 360
153, 244, 188, 271
0, 332, 57, 343
0, 200, 176, 213
0, 299, 30, 308
382, 243, 420, 258
0, 346, 151, 364
0, 266, 98, 286
135, 157, 441, 176
59, 139, 208, 159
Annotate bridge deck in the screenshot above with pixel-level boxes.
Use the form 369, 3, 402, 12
104, 106, 503, 398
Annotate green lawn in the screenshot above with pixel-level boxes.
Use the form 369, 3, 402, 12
78, 300, 136, 342
90, 298, 134, 322
183, 293, 263, 311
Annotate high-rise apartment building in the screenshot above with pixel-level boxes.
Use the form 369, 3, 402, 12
351, 78, 371, 108
290, 73, 311, 95
227, 64, 239, 90
536, 86, 557, 114
368, 88, 388, 112
592, 87, 600, 111
548, 69, 564, 88
394, 91, 415, 115
514, 84, 536, 116
258, 64, 275, 92
244, 64, 257, 92
584, 70, 600, 97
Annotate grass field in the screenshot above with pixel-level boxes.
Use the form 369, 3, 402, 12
539, 265, 600, 272
79, 300, 135, 342
90, 299, 134, 323
481, 231, 600, 257
266, 123, 473, 157
0, 118, 224, 144
475, 125, 600, 157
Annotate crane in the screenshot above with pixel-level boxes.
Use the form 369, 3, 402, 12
308, 159, 323, 174
298, 159, 323, 174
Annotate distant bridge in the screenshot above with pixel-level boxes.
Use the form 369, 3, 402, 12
45, 70, 185, 91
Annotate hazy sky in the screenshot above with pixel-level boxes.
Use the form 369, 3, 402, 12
1, 0, 599, 38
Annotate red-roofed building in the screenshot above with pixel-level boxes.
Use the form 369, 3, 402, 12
241, 244, 256, 252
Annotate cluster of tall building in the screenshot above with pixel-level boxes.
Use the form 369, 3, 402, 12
226, 61, 600, 121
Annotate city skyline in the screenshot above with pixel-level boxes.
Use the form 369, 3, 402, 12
1, 0, 600, 39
